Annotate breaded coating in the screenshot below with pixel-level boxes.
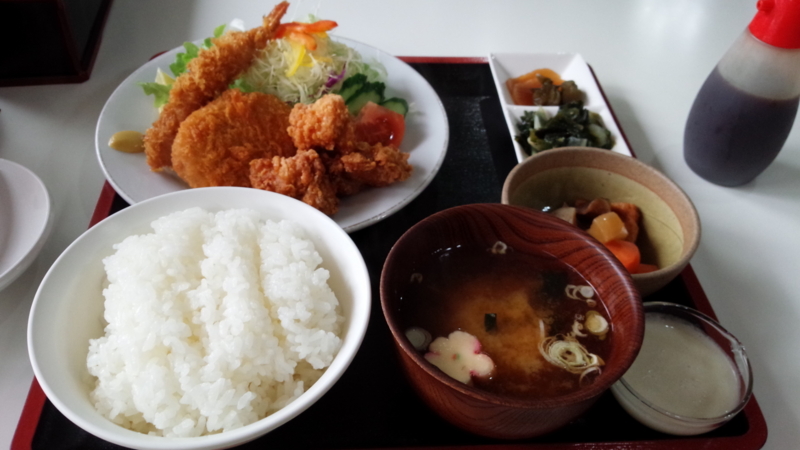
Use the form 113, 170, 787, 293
250, 150, 339, 216
248, 1, 290, 51
318, 151, 365, 196
287, 94, 352, 151
334, 141, 412, 188
171, 89, 295, 188
144, 2, 289, 171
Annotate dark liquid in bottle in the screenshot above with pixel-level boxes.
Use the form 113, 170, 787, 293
684, 67, 799, 186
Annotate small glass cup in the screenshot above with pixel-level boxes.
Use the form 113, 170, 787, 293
610, 301, 753, 435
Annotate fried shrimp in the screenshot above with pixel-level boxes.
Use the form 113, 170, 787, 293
250, 149, 339, 216
171, 89, 295, 188
144, 2, 290, 171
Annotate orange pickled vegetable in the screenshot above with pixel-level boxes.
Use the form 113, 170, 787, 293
587, 212, 628, 243
604, 240, 641, 272
505, 68, 563, 105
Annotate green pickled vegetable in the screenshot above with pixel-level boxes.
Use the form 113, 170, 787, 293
515, 101, 614, 155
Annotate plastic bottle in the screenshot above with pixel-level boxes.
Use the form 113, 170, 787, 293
683, 0, 800, 186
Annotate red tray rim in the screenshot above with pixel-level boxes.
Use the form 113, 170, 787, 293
11, 56, 768, 450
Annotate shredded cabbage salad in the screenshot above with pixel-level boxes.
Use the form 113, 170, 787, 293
140, 19, 387, 108
239, 35, 386, 104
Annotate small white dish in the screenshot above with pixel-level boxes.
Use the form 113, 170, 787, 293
611, 302, 752, 435
488, 52, 632, 162
28, 187, 371, 450
0, 159, 53, 291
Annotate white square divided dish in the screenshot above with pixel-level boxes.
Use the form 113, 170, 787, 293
488, 52, 632, 162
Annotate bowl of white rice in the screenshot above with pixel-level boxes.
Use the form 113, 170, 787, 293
27, 187, 371, 450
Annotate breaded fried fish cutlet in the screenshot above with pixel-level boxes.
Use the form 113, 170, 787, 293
250, 149, 339, 216
171, 89, 295, 188
144, 1, 289, 171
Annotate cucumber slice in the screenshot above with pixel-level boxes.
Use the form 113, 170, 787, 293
337, 73, 367, 102
380, 97, 409, 117
346, 90, 383, 115
346, 82, 385, 115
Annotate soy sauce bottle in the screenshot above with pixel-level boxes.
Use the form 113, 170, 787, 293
684, 0, 800, 186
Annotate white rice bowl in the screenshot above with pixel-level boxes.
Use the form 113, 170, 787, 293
28, 187, 371, 450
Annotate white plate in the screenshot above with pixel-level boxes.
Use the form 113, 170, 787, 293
95, 37, 448, 233
488, 52, 632, 162
0, 159, 53, 291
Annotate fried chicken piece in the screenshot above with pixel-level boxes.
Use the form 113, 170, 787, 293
287, 94, 353, 151
340, 142, 412, 187
286, 94, 412, 197
171, 89, 295, 188
318, 151, 366, 196
249, 150, 339, 216
332, 141, 412, 189
144, 2, 289, 171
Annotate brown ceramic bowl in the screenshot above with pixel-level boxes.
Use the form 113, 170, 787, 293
501, 148, 701, 297
380, 203, 644, 439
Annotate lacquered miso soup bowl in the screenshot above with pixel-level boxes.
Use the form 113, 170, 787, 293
502, 147, 701, 297
380, 204, 644, 439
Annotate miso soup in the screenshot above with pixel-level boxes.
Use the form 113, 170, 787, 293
398, 244, 612, 399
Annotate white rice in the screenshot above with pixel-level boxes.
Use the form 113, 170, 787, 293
86, 207, 344, 437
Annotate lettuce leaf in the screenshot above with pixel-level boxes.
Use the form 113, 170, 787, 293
204, 24, 227, 48
229, 78, 256, 93
169, 42, 199, 77
141, 24, 227, 108
137, 82, 171, 109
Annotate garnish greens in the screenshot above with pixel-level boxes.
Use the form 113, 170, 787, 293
138, 20, 408, 115
138, 24, 226, 109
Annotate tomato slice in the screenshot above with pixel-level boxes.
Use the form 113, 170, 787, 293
353, 102, 406, 148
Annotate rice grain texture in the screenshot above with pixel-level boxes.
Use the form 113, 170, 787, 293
86, 207, 344, 437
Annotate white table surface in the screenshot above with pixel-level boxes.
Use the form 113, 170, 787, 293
1, 0, 797, 448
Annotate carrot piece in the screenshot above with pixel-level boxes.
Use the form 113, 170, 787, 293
604, 240, 641, 272
297, 20, 338, 33
275, 20, 338, 38
284, 29, 318, 50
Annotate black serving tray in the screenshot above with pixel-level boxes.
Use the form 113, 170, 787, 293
12, 59, 767, 450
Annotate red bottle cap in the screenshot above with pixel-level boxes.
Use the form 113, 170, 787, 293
749, 0, 800, 49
